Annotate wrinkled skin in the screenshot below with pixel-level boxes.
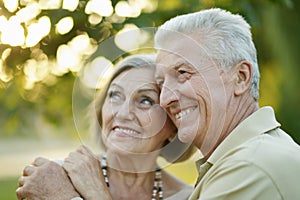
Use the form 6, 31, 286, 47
16, 157, 80, 200
63, 146, 111, 199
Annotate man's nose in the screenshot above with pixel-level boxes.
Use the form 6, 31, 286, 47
160, 80, 179, 109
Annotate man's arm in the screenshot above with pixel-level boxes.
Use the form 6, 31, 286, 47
16, 157, 80, 200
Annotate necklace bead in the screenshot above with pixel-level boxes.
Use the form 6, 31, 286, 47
101, 154, 163, 200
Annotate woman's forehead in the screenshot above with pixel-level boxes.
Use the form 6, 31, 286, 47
112, 67, 155, 84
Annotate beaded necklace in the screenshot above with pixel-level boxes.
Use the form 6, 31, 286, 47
101, 154, 163, 200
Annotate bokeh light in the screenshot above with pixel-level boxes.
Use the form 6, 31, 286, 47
16, 2, 41, 23
55, 34, 97, 76
115, 1, 141, 18
115, 0, 157, 17
0, 48, 13, 83
3, 0, 18, 13
56, 16, 74, 35
0, 16, 25, 46
26, 16, 51, 47
38, 0, 61, 9
81, 56, 113, 89
1, 2, 300, 199
62, 0, 79, 11
23, 58, 50, 90
68, 34, 96, 56
0, 60, 13, 83
88, 13, 103, 25
115, 24, 150, 51
57, 44, 81, 73
85, 0, 113, 17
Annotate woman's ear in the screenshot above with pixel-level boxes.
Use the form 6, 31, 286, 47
234, 61, 252, 96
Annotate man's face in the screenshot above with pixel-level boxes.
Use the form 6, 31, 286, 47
155, 34, 234, 154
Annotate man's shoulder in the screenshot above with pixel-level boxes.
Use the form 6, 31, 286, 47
208, 129, 300, 199
217, 128, 300, 185
225, 128, 300, 165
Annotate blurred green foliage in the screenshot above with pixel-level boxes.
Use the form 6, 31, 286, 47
0, 0, 299, 144
0, 177, 18, 200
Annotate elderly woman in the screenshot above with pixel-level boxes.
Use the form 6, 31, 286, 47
16, 54, 195, 200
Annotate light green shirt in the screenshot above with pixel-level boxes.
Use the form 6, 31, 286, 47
189, 106, 300, 200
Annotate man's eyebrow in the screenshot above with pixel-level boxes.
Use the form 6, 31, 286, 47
154, 61, 189, 79
171, 61, 190, 69
168, 61, 196, 74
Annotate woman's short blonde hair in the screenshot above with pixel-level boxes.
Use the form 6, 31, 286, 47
90, 53, 196, 162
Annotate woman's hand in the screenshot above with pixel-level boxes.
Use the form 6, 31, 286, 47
16, 157, 80, 200
63, 145, 112, 200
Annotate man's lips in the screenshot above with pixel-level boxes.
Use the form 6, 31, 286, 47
174, 106, 198, 120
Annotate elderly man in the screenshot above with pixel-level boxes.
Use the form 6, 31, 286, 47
154, 8, 300, 199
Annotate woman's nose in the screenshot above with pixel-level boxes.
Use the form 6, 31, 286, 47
115, 100, 135, 120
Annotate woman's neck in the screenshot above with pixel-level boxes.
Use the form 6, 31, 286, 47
108, 171, 156, 200
105, 150, 158, 173
104, 151, 160, 199
108, 167, 155, 188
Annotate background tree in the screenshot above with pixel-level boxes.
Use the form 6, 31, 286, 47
0, 0, 299, 143
0, 1, 299, 199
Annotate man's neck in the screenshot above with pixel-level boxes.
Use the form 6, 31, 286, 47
202, 95, 259, 160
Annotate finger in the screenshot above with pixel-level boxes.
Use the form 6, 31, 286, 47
76, 145, 90, 154
64, 151, 80, 165
23, 165, 35, 176
62, 158, 80, 174
32, 157, 49, 167
18, 176, 26, 187
16, 187, 30, 200
16, 187, 24, 200
77, 145, 96, 158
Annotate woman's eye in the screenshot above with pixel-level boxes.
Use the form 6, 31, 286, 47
109, 91, 122, 101
140, 97, 155, 107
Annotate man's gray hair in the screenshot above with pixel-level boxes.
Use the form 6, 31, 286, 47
155, 8, 260, 100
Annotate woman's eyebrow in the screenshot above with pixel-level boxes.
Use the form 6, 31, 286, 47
137, 87, 158, 94
137, 82, 159, 92
109, 83, 123, 90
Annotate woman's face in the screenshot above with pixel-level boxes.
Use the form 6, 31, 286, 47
101, 67, 175, 155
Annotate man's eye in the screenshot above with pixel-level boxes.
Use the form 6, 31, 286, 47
177, 69, 192, 81
156, 79, 164, 88
178, 70, 188, 74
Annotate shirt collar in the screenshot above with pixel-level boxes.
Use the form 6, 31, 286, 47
207, 106, 281, 165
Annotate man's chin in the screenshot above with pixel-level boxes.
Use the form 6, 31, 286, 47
177, 128, 197, 144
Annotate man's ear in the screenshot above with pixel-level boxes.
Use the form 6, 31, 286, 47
234, 61, 252, 96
